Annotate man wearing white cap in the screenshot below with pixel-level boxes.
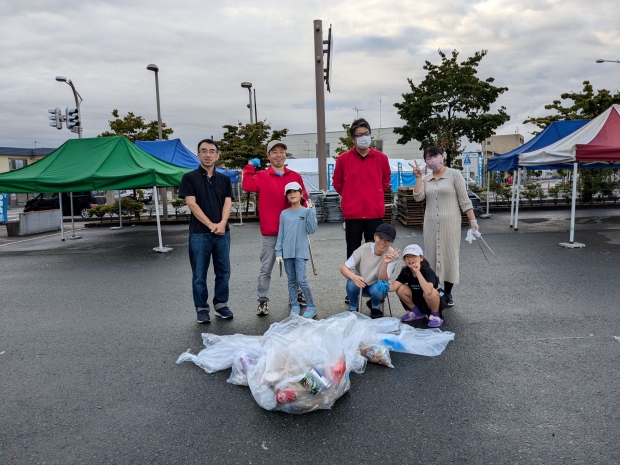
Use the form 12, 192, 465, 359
242, 140, 309, 315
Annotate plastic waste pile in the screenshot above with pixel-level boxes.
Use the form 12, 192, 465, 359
177, 312, 454, 414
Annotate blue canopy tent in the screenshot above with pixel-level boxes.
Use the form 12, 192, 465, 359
484, 120, 591, 228
134, 139, 239, 183
487, 120, 590, 172
135, 139, 244, 223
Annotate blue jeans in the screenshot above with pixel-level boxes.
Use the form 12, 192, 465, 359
284, 258, 314, 307
188, 232, 230, 312
346, 279, 386, 311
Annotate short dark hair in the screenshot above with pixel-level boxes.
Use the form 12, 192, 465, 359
349, 118, 371, 137
197, 139, 219, 153
423, 146, 443, 160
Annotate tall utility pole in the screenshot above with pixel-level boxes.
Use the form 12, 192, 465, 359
313, 20, 332, 190
147, 63, 168, 220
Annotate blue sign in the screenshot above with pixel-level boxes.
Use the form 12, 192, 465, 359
463, 155, 471, 165
327, 163, 334, 190
478, 154, 483, 186
0, 193, 7, 223
397, 162, 403, 187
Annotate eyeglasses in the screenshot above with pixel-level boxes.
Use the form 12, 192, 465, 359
354, 132, 370, 138
199, 149, 218, 154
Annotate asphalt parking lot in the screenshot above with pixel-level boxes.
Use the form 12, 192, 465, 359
1, 207, 620, 464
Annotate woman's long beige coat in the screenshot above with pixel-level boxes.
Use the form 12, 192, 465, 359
413, 168, 473, 284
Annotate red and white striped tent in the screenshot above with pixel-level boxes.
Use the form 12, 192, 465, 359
520, 104, 620, 166
519, 105, 620, 248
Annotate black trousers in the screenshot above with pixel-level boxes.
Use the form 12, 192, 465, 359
345, 218, 384, 259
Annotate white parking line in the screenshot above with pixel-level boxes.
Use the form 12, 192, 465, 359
0, 227, 86, 247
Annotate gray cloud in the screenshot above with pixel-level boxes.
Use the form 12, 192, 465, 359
0, 0, 619, 153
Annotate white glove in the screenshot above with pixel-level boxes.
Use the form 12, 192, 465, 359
469, 219, 479, 232
306, 199, 314, 208
275, 256, 284, 265
466, 228, 482, 244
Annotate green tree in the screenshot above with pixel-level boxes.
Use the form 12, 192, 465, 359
218, 121, 288, 170
523, 81, 620, 132
335, 124, 354, 156
98, 109, 174, 141
394, 49, 510, 167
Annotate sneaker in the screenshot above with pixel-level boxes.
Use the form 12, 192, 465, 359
401, 310, 426, 323
302, 306, 317, 319
197, 309, 211, 324
428, 314, 443, 328
348, 306, 358, 312
215, 307, 233, 319
256, 300, 269, 316
344, 295, 350, 304
297, 291, 306, 306
290, 305, 301, 316
370, 308, 384, 319
365, 300, 385, 311
446, 294, 454, 307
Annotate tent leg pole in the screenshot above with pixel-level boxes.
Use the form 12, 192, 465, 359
480, 170, 492, 218
118, 191, 122, 228
59, 192, 65, 241
560, 163, 584, 248
238, 181, 243, 225
152, 186, 172, 253
509, 169, 516, 228
514, 168, 522, 231
67, 192, 82, 240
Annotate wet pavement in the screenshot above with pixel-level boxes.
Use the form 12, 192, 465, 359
1, 206, 620, 464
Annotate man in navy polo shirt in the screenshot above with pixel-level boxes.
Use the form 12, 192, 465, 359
179, 139, 233, 323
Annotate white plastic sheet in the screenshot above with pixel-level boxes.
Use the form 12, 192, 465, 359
177, 312, 454, 414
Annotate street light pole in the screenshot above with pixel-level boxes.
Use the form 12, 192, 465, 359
596, 59, 620, 64
55, 76, 83, 240
147, 63, 168, 220
241, 82, 254, 124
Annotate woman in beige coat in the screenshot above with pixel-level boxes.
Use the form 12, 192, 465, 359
409, 146, 479, 307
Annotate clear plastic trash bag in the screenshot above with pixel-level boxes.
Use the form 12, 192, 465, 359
177, 312, 454, 414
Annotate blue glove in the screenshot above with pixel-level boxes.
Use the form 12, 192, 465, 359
249, 158, 261, 168
376, 280, 389, 293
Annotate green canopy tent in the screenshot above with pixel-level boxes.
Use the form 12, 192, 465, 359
0, 136, 193, 251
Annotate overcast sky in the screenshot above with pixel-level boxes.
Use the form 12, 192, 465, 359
1, 0, 619, 153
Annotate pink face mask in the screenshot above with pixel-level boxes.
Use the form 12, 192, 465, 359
426, 156, 444, 171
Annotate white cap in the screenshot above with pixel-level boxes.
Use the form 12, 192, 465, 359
284, 181, 302, 195
402, 244, 423, 257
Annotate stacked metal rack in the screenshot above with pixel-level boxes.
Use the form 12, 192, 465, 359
323, 190, 343, 223
383, 189, 394, 224
308, 191, 326, 222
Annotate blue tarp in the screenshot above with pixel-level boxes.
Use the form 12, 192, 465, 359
390, 172, 416, 191
487, 120, 590, 171
135, 139, 239, 183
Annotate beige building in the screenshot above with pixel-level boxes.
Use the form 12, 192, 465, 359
481, 134, 524, 158
0, 147, 56, 205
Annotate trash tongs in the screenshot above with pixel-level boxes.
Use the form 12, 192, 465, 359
466, 229, 495, 263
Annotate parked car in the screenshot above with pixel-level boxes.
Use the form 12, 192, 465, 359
23, 191, 105, 218
462, 176, 477, 187
467, 189, 483, 217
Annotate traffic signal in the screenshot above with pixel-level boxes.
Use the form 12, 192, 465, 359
48, 108, 62, 130
66, 107, 79, 132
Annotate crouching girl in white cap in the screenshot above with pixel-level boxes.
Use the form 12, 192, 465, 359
389, 244, 448, 328
275, 182, 318, 318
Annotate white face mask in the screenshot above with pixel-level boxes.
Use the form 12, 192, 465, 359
355, 135, 372, 150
